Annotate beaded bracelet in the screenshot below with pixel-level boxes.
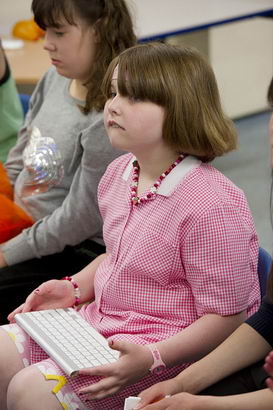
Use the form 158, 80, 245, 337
61, 276, 81, 307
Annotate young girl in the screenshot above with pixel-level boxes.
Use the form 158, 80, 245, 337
136, 76, 273, 410
0, 0, 136, 323
2, 43, 259, 410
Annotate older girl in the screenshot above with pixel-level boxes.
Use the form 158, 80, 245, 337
0, 0, 136, 323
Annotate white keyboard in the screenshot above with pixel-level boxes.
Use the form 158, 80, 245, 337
15, 308, 119, 377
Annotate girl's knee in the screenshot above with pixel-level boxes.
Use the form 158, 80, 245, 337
7, 366, 62, 410
0, 327, 24, 374
7, 367, 37, 410
7, 367, 41, 409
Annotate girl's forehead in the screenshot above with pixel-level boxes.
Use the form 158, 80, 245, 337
112, 65, 119, 80
40, 6, 82, 29
112, 64, 130, 83
46, 15, 80, 28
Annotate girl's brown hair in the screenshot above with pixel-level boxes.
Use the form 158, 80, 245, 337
32, 0, 136, 113
103, 42, 237, 162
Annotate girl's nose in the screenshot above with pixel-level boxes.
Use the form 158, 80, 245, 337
107, 96, 121, 115
43, 32, 56, 52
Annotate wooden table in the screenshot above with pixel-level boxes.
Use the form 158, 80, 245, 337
5, 39, 50, 85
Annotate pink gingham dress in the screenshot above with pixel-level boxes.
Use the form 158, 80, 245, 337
4, 154, 260, 409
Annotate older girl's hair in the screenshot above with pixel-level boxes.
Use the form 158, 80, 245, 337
103, 42, 237, 162
32, 0, 136, 113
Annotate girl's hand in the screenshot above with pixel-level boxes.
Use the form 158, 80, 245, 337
8, 279, 76, 322
136, 378, 182, 409
78, 340, 153, 399
137, 392, 206, 410
0, 249, 8, 268
264, 350, 273, 390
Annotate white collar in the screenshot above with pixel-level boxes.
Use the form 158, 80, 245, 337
122, 155, 201, 196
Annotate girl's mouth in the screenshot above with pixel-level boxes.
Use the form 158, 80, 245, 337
108, 120, 124, 130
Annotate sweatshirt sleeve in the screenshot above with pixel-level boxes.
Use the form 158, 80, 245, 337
5, 68, 54, 184
1, 115, 121, 265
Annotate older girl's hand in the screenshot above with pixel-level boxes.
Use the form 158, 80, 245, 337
0, 249, 7, 268
264, 350, 273, 390
137, 392, 208, 410
136, 378, 182, 409
78, 340, 153, 399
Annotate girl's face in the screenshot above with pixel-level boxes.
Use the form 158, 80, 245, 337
104, 66, 166, 155
43, 18, 98, 82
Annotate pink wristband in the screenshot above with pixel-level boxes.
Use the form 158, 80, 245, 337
61, 276, 81, 307
147, 344, 166, 375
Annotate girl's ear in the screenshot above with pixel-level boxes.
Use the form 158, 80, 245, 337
93, 19, 101, 44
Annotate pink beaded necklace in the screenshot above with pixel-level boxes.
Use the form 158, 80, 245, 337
130, 153, 185, 205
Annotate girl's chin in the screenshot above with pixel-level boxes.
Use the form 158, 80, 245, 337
55, 67, 73, 80
110, 142, 128, 153
108, 137, 127, 151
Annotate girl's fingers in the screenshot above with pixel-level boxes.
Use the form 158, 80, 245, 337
7, 303, 25, 322
78, 377, 119, 398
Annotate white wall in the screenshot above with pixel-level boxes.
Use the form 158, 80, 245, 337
169, 18, 273, 118
210, 18, 273, 118
0, 0, 33, 36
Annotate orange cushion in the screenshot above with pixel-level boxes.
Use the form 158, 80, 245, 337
0, 195, 34, 243
0, 162, 34, 243
0, 162, 13, 199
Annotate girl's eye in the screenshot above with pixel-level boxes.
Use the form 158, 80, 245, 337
54, 31, 64, 37
109, 91, 116, 99
128, 95, 140, 103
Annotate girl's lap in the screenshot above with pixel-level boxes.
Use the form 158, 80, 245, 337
2, 323, 185, 409
2, 323, 88, 409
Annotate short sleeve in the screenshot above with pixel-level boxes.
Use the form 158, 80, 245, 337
183, 203, 259, 317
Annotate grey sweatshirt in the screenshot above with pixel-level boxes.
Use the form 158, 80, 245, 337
1, 67, 121, 265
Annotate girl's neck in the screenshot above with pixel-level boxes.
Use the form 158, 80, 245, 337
135, 149, 180, 181
133, 149, 181, 198
69, 79, 88, 101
